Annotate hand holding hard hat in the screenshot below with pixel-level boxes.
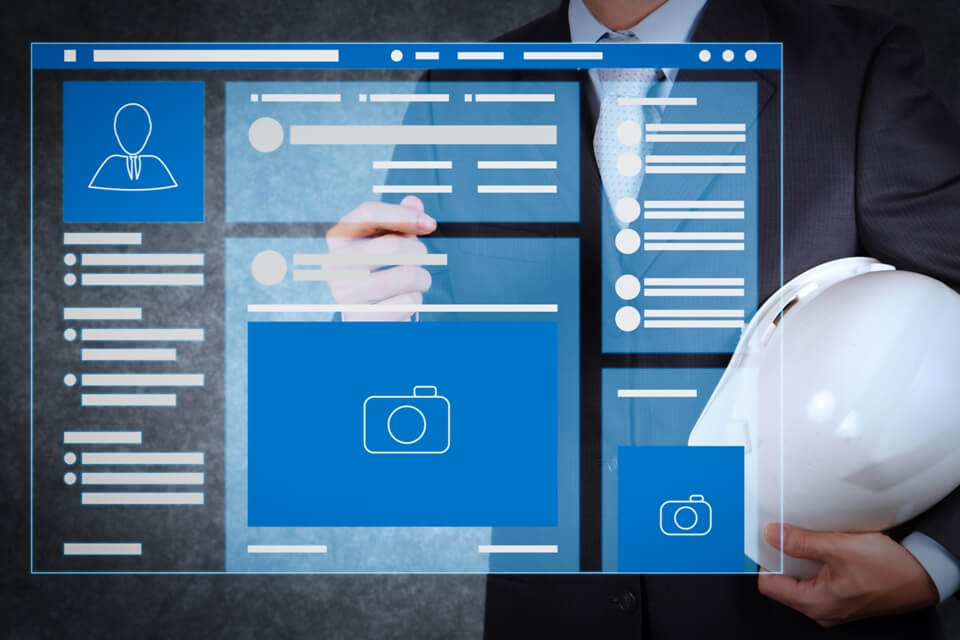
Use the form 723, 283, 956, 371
689, 257, 960, 577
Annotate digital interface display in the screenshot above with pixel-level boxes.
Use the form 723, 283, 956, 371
30, 42, 783, 573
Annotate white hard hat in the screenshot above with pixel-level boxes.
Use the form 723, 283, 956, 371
688, 257, 960, 577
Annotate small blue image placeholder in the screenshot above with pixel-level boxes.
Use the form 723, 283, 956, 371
63, 81, 204, 223
617, 446, 744, 572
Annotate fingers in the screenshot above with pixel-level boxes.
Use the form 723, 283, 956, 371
328, 200, 435, 240
757, 572, 820, 614
342, 291, 424, 322
765, 523, 844, 563
329, 265, 432, 305
327, 234, 428, 269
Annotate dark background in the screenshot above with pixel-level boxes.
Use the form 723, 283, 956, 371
2, 0, 959, 637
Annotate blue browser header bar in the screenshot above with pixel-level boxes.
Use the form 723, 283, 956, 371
32, 42, 782, 70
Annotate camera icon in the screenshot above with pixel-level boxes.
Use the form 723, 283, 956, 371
363, 386, 450, 455
659, 495, 713, 536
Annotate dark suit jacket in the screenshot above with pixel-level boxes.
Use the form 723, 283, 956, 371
414, 0, 960, 637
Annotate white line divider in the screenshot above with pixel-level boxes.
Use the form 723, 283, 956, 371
260, 93, 341, 102
477, 545, 558, 553
64, 307, 142, 321
477, 161, 557, 169
63, 542, 142, 556
523, 51, 602, 60
372, 160, 452, 169
643, 289, 744, 297
457, 51, 504, 60
474, 93, 555, 102
372, 185, 452, 194
80, 328, 204, 341
81, 393, 177, 407
644, 320, 745, 329
369, 93, 449, 102
643, 309, 744, 318
81, 253, 204, 266
477, 185, 557, 194
644, 243, 744, 251
93, 49, 339, 63
247, 545, 328, 554
64, 232, 141, 245
644, 232, 744, 241
644, 210, 745, 220
618, 97, 696, 106
646, 166, 746, 175
646, 123, 746, 132
293, 253, 448, 267
247, 304, 558, 313
80, 373, 204, 387
289, 124, 556, 146
646, 133, 746, 143
617, 389, 697, 398
64, 431, 143, 445
646, 155, 745, 163
81, 273, 204, 287
81, 472, 204, 485
644, 278, 745, 286
81, 452, 204, 465
82, 348, 177, 362
644, 200, 744, 209
81, 492, 204, 505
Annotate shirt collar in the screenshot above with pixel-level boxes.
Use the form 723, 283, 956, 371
568, 0, 707, 44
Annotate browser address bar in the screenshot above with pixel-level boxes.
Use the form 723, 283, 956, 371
92, 49, 339, 63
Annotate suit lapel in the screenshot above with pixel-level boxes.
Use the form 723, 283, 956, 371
622, 0, 777, 278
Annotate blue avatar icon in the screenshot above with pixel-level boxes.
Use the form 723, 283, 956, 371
88, 102, 178, 191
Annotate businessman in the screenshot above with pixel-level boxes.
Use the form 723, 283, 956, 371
327, 0, 960, 636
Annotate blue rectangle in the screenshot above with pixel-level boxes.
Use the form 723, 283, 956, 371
247, 321, 558, 527
33, 43, 783, 70
226, 81, 579, 223
617, 446, 744, 572
62, 81, 204, 222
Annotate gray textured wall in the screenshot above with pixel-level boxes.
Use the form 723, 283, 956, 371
2, 0, 959, 638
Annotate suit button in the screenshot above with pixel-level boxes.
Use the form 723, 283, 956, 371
609, 590, 639, 612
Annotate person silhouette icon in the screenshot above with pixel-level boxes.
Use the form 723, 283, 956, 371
88, 102, 178, 191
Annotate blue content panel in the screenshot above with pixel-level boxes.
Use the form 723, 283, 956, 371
226, 81, 579, 223
602, 368, 752, 572
601, 82, 758, 353
224, 237, 579, 572
62, 81, 204, 222
247, 321, 558, 527
617, 446, 744, 572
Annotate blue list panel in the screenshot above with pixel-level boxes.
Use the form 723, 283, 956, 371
618, 446, 744, 572
225, 81, 579, 223
62, 81, 204, 222
247, 321, 558, 527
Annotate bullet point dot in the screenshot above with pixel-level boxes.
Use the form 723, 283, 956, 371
64, 253, 77, 266
63, 451, 77, 465
63, 373, 77, 387
64, 472, 77, 486
64, 273, 77, 286
63, 328, 77, 341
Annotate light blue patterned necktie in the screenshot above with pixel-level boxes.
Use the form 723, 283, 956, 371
593, 32, 663, 226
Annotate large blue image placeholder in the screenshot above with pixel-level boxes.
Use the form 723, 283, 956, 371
247, 321, 558, 527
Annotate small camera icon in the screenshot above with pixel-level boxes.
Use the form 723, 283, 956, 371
659, 495, 713, 536
363, 386, 450, 455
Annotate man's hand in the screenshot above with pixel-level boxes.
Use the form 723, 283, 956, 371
325, 196, 436, 321
757, 523, 939, 627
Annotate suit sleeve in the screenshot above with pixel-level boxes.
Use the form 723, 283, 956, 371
856, 25, 960, 291
855, 26, 960, 561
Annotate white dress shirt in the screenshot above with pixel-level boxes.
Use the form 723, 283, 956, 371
567, 0, 960, 602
